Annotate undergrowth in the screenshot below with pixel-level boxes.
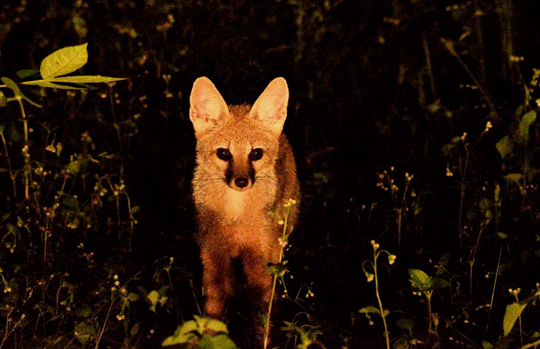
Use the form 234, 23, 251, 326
2, 1, 540, 349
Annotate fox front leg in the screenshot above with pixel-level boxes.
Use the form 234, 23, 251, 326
241, 247, 274, 314
201, 248, 234, 318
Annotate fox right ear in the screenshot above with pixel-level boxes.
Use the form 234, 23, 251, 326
189, 77, 229, 136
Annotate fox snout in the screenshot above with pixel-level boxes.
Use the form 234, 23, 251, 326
226, 167, 255, 191
219, 148, 257, 191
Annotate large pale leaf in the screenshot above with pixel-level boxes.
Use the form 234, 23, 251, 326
503, 301, 527, 336
40, 43, 88, 79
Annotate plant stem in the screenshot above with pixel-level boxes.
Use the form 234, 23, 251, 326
16, 97, 30, 200
458, 148, 469, 246
441, 38, 499, 120
263, 205, 291, 349
374, 252, 391, 349
426, 292, 433, 340
422, 32, 436, 97
0, 129, 16, 198
44, 176, 67, 264
486, 246, 503, 329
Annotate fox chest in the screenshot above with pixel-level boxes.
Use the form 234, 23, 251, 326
195, 184, 280, 259
218, 188, 266, 222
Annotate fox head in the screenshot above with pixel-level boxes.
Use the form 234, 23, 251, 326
189, 77, 289, 192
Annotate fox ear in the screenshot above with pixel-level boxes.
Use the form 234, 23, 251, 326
190, 77, 229, 136
250, 77, 289, 137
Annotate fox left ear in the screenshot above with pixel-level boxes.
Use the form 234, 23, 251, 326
189, 77, 229, 137
250, 77, 289, 137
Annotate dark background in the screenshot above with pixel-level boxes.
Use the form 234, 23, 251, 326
1, 0, 540, 348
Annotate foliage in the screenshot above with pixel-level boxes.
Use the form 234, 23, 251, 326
2, 1, 540, 348
162, 316, 237, 349
360, 240, 396, 349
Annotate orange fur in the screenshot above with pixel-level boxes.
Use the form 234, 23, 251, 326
189, 77, 300, 324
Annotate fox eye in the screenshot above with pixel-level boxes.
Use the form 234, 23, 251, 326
249, 148, 264, 161
216, 148, 232, 161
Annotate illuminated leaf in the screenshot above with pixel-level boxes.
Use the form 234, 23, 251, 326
40, 43, 88, 79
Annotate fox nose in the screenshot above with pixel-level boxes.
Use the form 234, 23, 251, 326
234, 177, 249, 188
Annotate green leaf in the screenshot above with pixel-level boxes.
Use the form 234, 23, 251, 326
393, 337, 411, 349
0, 90, 6, 107
497, 231, 509, 239
516, 110, 537, 145
482, 341, 494, 349
147, 287, 168, 312
162, 320, 200, 346
503, 301, 527, 336
503, 173, 524, 186
396, 317, 415, 331
21, 80, 91, 90
181, 319, 199, 335
46, 75, 127, 84
408, 269, 430, 288
127, 292, 140, 302
16, 69, 40, 80
66, 159, 81, 175
427, 277, 450, 290
441, 136, 461, 156
40, 43, 88, 79
1, 77, 43, 107
130, 322, 140, 337
496, 135, 513, 159
359, 306, 381, 315
205, 318, 229, 334
147, 290, 160, 312
2, 77, 22, 95
75, 305, 92, 318
61, 196, 80, 211
199, 334, 237, 349
74, 320, 97, 345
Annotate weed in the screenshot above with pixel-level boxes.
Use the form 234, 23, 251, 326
360, 240, 396, 349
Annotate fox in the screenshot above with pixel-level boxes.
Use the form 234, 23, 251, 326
189, 76, 300, 333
